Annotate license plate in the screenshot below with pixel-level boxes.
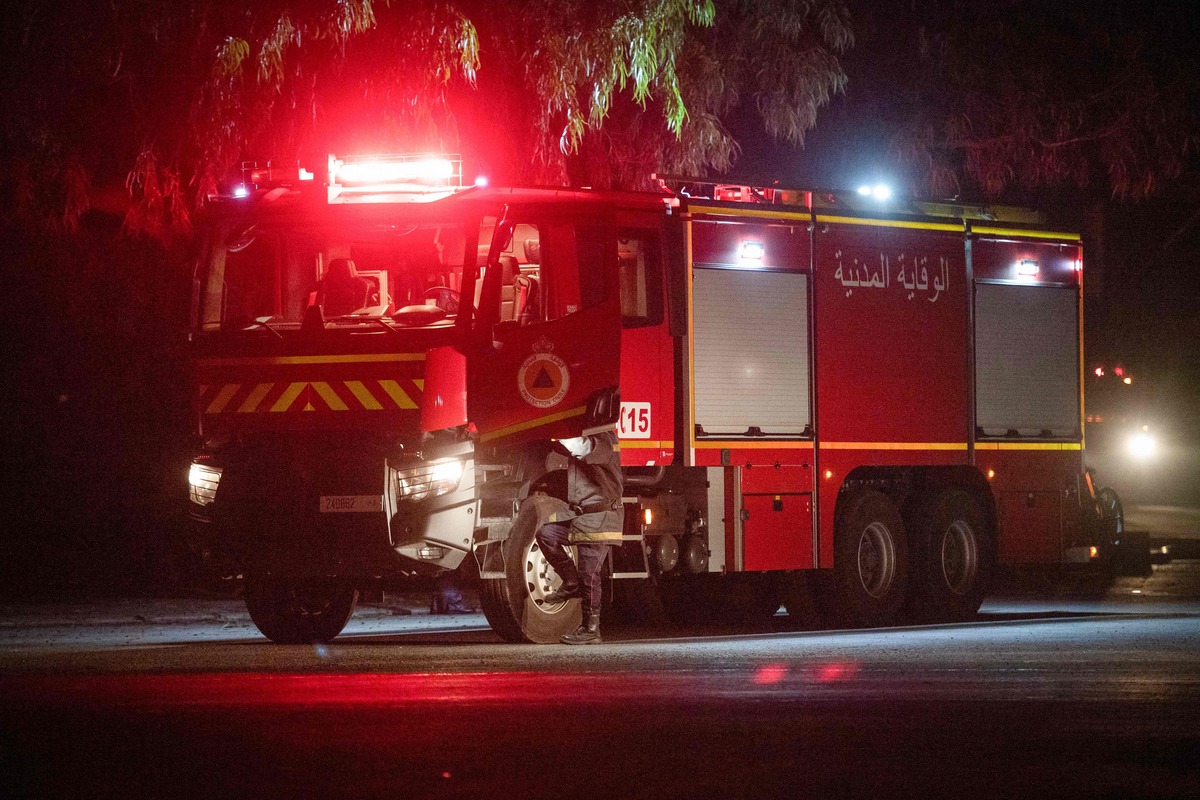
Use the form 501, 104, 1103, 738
319, 495, 384, 513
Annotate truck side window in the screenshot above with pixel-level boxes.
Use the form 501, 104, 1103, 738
618, 228, 663, 328
499, 220, 608, 325
218, 228, 283, 328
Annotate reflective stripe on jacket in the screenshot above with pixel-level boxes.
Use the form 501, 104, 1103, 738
562, 430, 623, 544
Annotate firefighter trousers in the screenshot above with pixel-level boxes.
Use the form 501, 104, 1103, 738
535, 522, 608, 617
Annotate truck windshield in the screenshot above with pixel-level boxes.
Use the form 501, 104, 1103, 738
197, 217, 469, 332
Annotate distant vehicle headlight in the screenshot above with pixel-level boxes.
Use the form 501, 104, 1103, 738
1126, 431, 1157, 461
394, 458, 464, 502
188, 462, 222, 506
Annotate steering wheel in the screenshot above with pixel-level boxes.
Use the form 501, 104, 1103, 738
423, 286, 460, 314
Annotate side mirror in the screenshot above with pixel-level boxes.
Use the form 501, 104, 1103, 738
584, 386, 621, 430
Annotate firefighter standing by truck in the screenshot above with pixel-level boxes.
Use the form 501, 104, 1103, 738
537, 430, 624, 644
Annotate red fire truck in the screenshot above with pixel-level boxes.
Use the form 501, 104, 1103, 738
187, 154, 1122, 643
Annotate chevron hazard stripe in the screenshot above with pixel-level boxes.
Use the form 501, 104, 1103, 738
200, 378, 423, 414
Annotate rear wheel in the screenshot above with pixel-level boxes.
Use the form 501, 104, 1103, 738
911, 489, 992, 621
827, 490, 909, 627
479, 517, 580, 644
244, 572, 359, 643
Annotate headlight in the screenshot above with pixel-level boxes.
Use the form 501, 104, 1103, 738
394, 458, 464, 502
1126, 431, 1157, 461
188, 462, 222, 506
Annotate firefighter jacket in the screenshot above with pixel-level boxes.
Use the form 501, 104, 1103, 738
556, 430, 624, 544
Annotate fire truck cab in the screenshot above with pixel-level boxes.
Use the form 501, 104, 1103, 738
188, 156, 486, 641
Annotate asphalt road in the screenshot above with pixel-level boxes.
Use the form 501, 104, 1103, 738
3, 559, 1200, 799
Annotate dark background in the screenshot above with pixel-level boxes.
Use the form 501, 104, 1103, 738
2, 0, 1198, 599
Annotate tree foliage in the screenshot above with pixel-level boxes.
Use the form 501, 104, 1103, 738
2, 0, 852, 234
526, 0, 853, 187
865, 0, 1200, 200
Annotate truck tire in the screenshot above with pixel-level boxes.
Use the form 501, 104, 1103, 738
243, 572, 359, 643
827, 489, 909, 627
911, 489, 992, 621
478, 518, 581, 644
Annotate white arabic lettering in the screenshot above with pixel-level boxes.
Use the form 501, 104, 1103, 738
833, 252, 952, 303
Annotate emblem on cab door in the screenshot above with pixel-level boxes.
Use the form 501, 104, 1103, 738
518, 344, 570, 409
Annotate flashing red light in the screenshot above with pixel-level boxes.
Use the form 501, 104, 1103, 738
333, 157, 454, 185
1113, 366, 1124, 377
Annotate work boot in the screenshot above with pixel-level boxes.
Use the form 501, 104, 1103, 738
542, 582, 580, 604
561, 613, 602, 645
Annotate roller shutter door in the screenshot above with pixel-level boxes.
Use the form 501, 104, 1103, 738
693, 268, 810, 436
975, 282, 1079, 438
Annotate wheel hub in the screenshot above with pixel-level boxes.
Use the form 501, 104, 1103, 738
857, 522, 897, 599
941, 520, 979, 596
524, 541, 575, 612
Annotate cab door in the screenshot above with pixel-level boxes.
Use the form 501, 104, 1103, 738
464, 205, 623, 446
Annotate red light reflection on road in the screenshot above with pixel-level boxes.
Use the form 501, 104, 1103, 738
753, 664, 788, 685
814, 662, 859, 682
0, 665, 862, 710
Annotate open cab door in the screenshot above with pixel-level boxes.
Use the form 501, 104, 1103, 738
459, 205, 622, 447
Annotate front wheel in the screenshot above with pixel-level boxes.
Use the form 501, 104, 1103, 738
479, 511, 580, 644
244, 572, 359, 643
827, 489, 909, 627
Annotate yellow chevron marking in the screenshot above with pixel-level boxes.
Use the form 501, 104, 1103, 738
379, 380, 417, 409
304, 402, 315, 411
237, 383, 274, 413
311, 382, 348, 411
344, 381, 384, 411
271, 382, 306, 412
206, 384, 241, 414
414, 379, 425, 391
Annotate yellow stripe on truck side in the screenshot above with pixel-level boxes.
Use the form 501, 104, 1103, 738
479, 406, 588, 444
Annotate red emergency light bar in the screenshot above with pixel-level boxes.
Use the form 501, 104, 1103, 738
326, 153, 465, 204
331, 155, 456, 185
